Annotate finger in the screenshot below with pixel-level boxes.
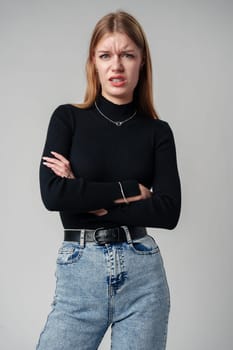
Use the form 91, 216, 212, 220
53, 169, 68, 178
114, 194, 142, 204
51, 168, 65, 177
50, 151, 69, 165
42, 157, 64, 166
42, 159, 70, 177
88, 209, 103, 214
43, 162, 67, 177
114, 198, 126, 204
42, 156, 68, 168
127, 195, 142, 201
42, 161, 63, 171
94, 209, 108, 216
88, 209, 108, 215
96, 210, 108, 216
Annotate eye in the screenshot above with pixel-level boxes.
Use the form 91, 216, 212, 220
99, 53, 110, 59
121, 53, 135, 59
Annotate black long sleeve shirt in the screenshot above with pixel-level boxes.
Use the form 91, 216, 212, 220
39, 94, 181, 229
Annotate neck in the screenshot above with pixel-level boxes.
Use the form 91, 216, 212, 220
95, 94, 136, 122
101, 92, 133, 105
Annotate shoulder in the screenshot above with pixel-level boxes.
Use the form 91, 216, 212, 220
47, 104, 77, 132
50, 101, 92, 116
49, 103, 72, 117
51, 103, 93, 119
139, 112, 170, 130
151, 118, 173, 135
48, 103, 94, 131
136, 112, 175, 140
152, 118, 170, 129
51, 103, 76, 117
151, 118, 176, 147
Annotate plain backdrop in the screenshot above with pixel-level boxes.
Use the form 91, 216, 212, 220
1, 0, 232, 349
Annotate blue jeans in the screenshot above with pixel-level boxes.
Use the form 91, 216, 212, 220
36, 226, 170, 350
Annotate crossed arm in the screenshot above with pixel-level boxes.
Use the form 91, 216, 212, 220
42, 151, 152, 216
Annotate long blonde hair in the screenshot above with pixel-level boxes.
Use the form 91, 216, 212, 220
75, 11, 159, 119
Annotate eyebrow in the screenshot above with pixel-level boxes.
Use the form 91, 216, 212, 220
96, 49, 136, 53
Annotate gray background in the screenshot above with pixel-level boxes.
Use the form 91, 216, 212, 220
1, 0, 232, 349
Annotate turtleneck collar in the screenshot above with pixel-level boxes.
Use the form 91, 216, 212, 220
95, 94, 136, 122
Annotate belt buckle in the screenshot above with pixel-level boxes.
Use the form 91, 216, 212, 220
93, 227, 106, 245
112, 227, 120, 241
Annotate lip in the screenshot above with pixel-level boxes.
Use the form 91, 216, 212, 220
109, 75, 127, 87
109, 75, 126, 81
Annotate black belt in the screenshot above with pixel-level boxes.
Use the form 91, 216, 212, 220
64, 226, 147, 245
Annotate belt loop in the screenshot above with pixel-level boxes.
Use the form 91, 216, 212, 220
80, 229, 85, 248
121, 225, 132, 244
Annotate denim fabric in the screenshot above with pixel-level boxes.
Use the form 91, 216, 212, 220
36, 226, 170, 350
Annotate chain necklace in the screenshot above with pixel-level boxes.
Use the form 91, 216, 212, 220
94, 101, 137, 126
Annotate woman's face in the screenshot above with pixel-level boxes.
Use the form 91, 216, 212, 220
93, 32, 143, 104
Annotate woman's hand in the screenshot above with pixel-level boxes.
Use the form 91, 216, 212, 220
42, 151, 106, 216
88, 208, 108, 216
42, 151, 75, 179
114, 183, 152, 204
91, 184, 152, 216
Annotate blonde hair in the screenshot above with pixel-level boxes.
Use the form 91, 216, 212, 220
75, 11, 159, 119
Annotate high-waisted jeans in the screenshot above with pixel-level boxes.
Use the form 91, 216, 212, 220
36, 226, 170, 350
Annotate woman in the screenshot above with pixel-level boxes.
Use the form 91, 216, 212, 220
36, 10, 181, 350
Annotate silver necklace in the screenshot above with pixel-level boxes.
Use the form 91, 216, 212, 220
94, 101, 137, 126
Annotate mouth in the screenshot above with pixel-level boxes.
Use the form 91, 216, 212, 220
110, 78, 124, 82
109, 76, 127, 87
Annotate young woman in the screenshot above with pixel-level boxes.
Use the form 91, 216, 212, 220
36, 10, 181, 350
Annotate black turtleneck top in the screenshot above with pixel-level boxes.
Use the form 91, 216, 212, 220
39, 95, 181, 229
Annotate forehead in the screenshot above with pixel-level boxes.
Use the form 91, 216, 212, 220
95, 32, 139, 51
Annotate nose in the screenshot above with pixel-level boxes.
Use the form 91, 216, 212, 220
111, 54, 124, 71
